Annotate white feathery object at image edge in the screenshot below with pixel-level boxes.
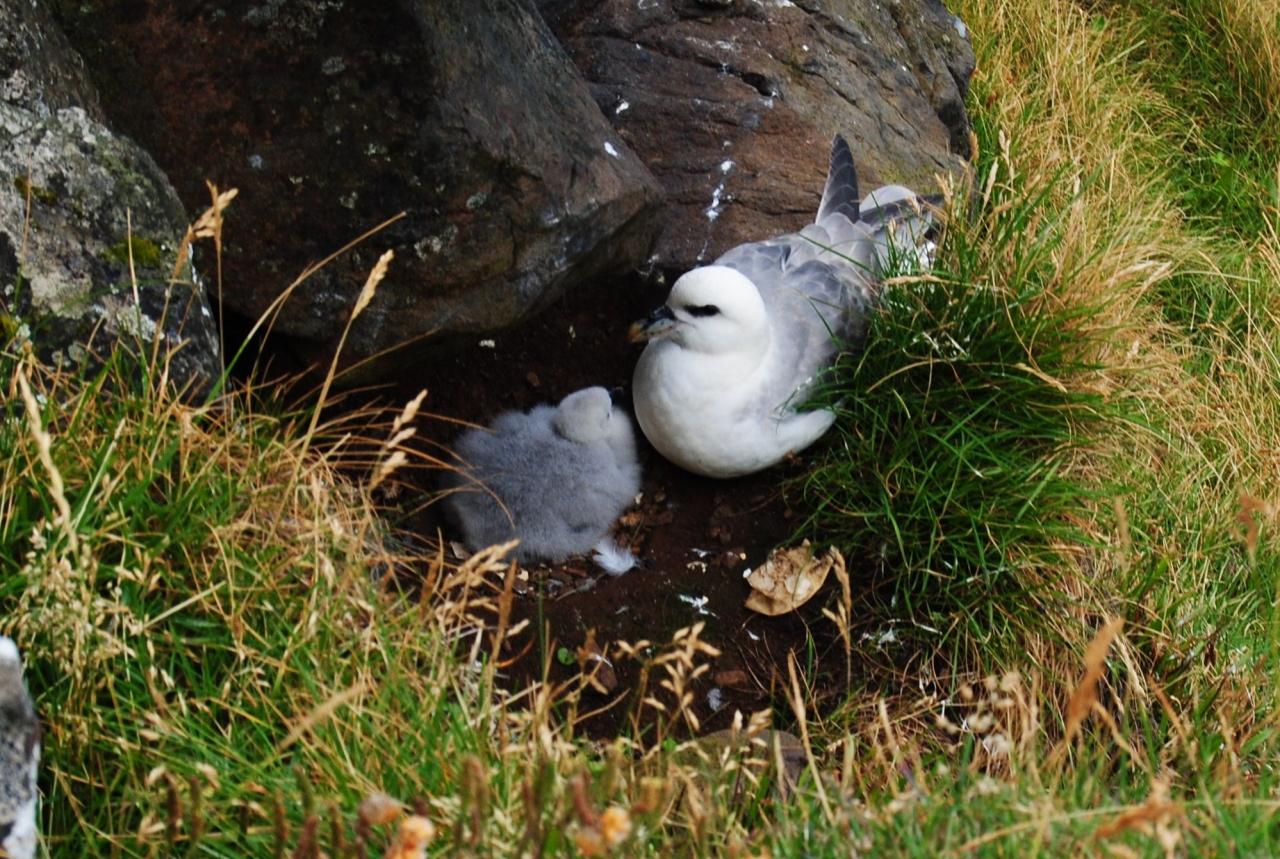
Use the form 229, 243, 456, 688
0, 637, 38, 859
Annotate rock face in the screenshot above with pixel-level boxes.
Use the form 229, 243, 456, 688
544, 0, 975, 269
0, 0, 100, 117
0, 0, 220, 392
53, 0, 663, 373
46, 0, 973, 378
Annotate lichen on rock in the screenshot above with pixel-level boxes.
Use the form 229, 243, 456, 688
0, 2, 220, 394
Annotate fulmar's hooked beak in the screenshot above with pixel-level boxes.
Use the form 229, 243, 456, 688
628, 304, 678, 343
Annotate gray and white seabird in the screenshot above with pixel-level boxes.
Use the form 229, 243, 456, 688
442, 387, 642, 572
630, 135, 938, 478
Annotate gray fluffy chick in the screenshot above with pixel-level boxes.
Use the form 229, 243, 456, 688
0, 638, 38, 859
442, 387, 642, 568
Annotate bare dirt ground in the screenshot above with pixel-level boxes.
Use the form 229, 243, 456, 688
384, 275, 893, 738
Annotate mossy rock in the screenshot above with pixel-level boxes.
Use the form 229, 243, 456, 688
103, 236, 166, 270
12, 176, 58, 206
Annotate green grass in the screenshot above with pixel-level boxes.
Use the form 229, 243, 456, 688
795, 156, 1115, 659
789, 0, 1280, 849
1114, 0, 1280, 240
5, 0, 1280, 854
0, 348, 478, 853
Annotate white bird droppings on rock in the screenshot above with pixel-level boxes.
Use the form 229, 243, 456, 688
704, 160, 734, 221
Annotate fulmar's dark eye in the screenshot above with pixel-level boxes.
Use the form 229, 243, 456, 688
685, 304, 721, 318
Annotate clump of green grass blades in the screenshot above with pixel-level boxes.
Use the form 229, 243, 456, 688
796, 155, 1116, 657
0, 342, 513, 855
1116, 0, 1280, 240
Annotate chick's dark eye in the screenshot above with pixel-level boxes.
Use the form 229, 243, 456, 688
685, 304, 720, 318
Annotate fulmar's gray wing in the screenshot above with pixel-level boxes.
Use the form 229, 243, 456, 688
716, 228, 875, 414
708, 135, 937, 418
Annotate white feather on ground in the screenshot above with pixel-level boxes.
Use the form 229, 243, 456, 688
630, 134, 939, 478
591, 537, 639, 576
441, 387, 642, 567
0, 637, 38, 859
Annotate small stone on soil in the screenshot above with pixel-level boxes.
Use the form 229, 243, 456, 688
713, 668, 751, 688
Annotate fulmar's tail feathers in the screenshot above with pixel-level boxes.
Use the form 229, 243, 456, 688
816, 135, 860, 225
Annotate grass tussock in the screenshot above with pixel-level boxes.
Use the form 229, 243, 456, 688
798, 0, 1189, 662
797, 153, 1116, 656
792, 0, 1280, 846
0, 342, 508, 851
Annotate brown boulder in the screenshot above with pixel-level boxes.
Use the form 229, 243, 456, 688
53, 0, 663, 374
545, 0, 975, 269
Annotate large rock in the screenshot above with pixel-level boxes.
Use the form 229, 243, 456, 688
53, 0, 663, 373
544, 0, 975, 269
0, 0, 220, 393
0, 0, 100, 117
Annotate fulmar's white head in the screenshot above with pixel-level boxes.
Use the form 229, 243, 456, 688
628, 265, 767, 355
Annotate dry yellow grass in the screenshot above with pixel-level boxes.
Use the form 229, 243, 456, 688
966, 0, 1189, 331
787, 0, 1280, 817
964, 0, 1276, 604
1215, 0, 1280, 140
